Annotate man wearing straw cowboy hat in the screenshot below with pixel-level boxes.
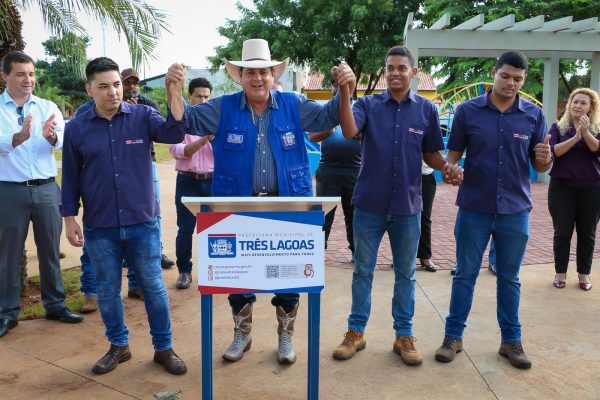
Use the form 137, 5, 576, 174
166, 38, 356, 364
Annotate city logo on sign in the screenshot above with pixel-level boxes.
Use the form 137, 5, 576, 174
208, 234, 236, 258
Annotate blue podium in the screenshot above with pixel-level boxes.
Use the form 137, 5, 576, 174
182, 197, 339, 400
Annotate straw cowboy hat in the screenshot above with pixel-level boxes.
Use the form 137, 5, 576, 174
223, 39, 289, 85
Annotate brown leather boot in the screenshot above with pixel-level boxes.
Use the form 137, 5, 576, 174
393, 336, 423, 366
154, 348, 187, 375
92, 344, 131, 374
222, 303, 253, 361
499, 342, 532, 369
81, 295, 98, 313
333, 330, 366, 360
276, 305, 298, 364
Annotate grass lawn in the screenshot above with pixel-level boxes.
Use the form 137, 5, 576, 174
19, 267, 84, 321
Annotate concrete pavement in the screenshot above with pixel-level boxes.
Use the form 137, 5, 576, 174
4, 160, 600, 399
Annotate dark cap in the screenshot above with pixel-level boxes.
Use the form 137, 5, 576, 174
121, 68, 140, 82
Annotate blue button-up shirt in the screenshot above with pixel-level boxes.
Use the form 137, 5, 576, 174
61, 102, 186, 227
351, 90, 444, 215
185, 91, 340, 193
448, 93, 547, 214
0, 91, 64, 182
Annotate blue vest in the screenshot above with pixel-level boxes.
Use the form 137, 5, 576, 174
211, 91, 312, 197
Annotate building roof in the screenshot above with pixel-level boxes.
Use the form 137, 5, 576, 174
304, 70, 437, 92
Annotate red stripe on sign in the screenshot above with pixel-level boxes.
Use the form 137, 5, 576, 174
196, 212, 233, 233
198, 285, 259, 295
207, 233, 236, 237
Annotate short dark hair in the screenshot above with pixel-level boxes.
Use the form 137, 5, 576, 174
495, 51, 528, 72
385, 46, 416, 68
85, 57, 120, 83
1, 51, 34, 74
188, 77, 212, 95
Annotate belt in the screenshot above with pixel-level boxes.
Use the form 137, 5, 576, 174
1, 177, 55, 187
253, 191, 279, 197
179, 171, 213, 180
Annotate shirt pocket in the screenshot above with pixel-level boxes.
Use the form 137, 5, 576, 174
403, 126, 425, 151
211, 171, 237, 196
286, 164, 311, 195
223, 129, 246, 152
276, 124, 299, 151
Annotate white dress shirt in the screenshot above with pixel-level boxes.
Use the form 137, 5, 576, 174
0, 91, 64, 182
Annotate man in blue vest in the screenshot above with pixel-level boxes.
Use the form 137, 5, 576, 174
166, 38, 356, 364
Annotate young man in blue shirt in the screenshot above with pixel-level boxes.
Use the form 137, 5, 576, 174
434, 51, 552, 369
333, 46, 462, 365
61, 57, 188, 375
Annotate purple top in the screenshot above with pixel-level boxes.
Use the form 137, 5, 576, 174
549, 122, 600, 187
61, 102, 186, 228
351, 90, 444, 215
448, 93, 546, 214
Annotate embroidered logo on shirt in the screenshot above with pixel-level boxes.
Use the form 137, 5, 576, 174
513, 133, 529, 140
282, 132, 296, 147
125, 139, 144, 144
227, 133, 244, 144
408, 127, 424, 135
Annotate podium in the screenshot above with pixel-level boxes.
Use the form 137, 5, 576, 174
183, 196, 339, 400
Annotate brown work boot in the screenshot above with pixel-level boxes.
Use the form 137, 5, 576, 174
435, 336, 463, 363
127, 287, 144, 300
81, 295, 98, 313
222, 303, 253, 361
499, 342, 532, 369
276, 305, 298, 364
332, 330, 366, 360
92, 344, 131, 374
393, 336, 423, 366
154, 348, 187, 375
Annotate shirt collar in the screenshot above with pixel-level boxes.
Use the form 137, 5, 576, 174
382, 88, 417, 103
239, 90, 279, 111
1, 90, 37, 106
477, 90, 525, 112
85, 100, 132, 120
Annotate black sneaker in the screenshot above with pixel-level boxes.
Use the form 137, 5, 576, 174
161, 254, 175, 269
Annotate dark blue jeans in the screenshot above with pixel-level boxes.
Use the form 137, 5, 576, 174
228, 293, 300, 314
348, 207, 420, 336
445, 209, 529, 343
80, 245, 138, 295
84, 218, 172, 351
175, 173, 212, 274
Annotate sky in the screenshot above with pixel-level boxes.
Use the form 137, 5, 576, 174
20, 0, 254, 80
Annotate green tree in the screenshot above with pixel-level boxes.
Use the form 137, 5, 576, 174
209, 0, 421, 95
421, 0, 600, 98
0, 0, 170, 77
34, 34, 90, 109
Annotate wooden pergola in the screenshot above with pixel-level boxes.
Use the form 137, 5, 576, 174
404, 12, 600, 128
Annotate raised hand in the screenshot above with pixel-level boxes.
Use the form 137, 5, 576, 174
166, 63, 186, 87
42, 114, 57, 139
336, 63, 356, 95
534, 134, 552, 165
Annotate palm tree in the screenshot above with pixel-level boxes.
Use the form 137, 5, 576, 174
0, 0, 169, 75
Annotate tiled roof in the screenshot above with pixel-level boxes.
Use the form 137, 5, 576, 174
304, 70, 437, 92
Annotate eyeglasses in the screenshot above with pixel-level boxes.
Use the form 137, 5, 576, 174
16, 106, 24, 126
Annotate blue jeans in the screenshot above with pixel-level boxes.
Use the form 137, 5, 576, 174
489, 240, 496, 266
445, 209, 529, 343
348, 207, 420, 336
83, 218, 172, 351
175, 173, 212, 274
152, 161, 164, 253
80, 246, 138, 295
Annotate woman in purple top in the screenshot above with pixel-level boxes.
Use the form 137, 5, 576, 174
548, 88, 600, 291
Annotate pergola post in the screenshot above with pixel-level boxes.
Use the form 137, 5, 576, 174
411, 47, 420, 92
591, 52, 600, 94
539, 57, 560, 183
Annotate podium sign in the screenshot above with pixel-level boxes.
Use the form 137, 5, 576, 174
183, 196, 339, 400
197, 211, 324, 294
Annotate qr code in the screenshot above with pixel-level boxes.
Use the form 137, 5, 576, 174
266, 265, 279, 278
